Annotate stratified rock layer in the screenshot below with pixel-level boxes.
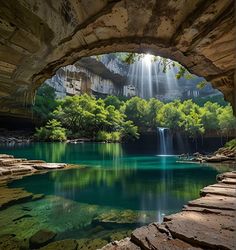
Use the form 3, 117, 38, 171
0, 0, 235, 119
0, 154, 67, 184
101, 171, 236, 250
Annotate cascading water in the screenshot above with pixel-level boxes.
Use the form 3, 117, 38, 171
157, 127, 173, 155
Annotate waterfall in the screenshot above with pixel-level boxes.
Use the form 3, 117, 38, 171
157, 127, 173, 155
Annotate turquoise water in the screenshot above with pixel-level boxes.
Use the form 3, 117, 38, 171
0, 142, 220, 244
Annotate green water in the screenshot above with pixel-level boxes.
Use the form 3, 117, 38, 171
0, 142, 220, 244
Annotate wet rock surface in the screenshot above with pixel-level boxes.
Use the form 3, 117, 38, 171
192, 147, 236, 164
0, 154, 68, 184
0, 185, 40, 210
101, 171, 236, 250
29, 229, 57, 249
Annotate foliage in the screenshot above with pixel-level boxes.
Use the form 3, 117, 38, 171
52, 94, 139, 141
35, 93, 235, 141
193, 95, 227, 107
217, 105, 236, 136
200, 102, 221, 131
104, 95, 122, 109
35, 119, 67, 141
96, 131, 121, 142
121, 96, 148, 131
33, 84, 58, 123
121, 121, 139, 141
156, 101, 183, 130
225, 139, 236, 149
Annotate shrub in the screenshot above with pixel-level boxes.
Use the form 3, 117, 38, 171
96, 131, 110, 142
96, 131, 121, 142
35, 119, 67, 142
35, 127, 49, 141
225, 139, 236, 149
110, 131, 121, 142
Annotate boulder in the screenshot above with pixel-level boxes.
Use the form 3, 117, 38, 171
29, 229, 57, 249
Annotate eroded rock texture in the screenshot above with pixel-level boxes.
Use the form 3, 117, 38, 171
0, 0, 235, 118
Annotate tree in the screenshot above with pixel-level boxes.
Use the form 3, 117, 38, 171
217, 105, 236, 137
33, 84, 57, 123
35, 119, 67, 141
121, 96, 148, 131
146, 98, 164, 129
200, 102, 221, 132
121, 121, 139, 141
104, 95, 122, 109
156, 101, 183, 130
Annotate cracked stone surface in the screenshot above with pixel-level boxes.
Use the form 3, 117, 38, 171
0, 0, 235, 119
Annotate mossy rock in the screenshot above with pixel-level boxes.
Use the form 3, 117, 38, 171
0, 234, 24, 250
40, 239, 78, 250
109, 229, 132, 242
94, 210, 139, 224
29, 229, 57, 249
77, 238, 108, 250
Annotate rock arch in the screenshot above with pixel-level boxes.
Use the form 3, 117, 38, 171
0, 0, 235, 118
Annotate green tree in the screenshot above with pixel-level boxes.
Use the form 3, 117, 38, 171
35, 119, 67, 141
218, 105, 236, 137
121, 97, 148, 131
33, 84, 57, 123
156, 101, 183, 130
200, 101, 221, 132
146, 98, 163, 129
104, 95, 122, 109
121, 121, 139, 141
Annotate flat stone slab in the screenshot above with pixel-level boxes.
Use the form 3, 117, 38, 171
218, 172, 236, 180
183, 205, 235, 217
164, 211, 236, 250
131, 223, 201, 250
0, 154, 14, 159
221, 178, 236, 184
187, 195, 236, 210
32, 163, 66, 170
0, 158, 27, 166
209, 183, 236, 189
0, 186, 33, 210
201, 186, 236, 197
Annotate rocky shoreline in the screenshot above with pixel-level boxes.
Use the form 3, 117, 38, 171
0, 154, 67, 185
101, 171, 236, 250
179, 146, 236, 164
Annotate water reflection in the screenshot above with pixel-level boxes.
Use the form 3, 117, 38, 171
2, 142, 222, 241
11, 157, 218, 216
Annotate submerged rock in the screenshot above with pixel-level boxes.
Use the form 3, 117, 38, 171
0, 234, 23, 250
0, 186, 34, 210
29, 229, 57, 249
77, 238, 108, 250
40, 239, 78, 250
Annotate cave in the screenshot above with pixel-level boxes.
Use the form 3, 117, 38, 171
0, 0, 235, 121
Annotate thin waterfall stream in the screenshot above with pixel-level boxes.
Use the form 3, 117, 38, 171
157, 127, 173, 155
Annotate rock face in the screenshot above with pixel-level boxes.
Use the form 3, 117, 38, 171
0, 0, 235, 119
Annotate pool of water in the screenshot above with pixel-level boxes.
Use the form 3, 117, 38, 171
0, 142, 220, 244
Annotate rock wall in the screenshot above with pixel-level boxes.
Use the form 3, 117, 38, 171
0, 0, 235, 119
